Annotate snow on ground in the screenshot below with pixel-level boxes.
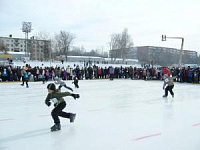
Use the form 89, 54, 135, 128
0, 79, 200, 150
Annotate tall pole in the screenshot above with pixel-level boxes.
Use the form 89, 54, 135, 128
178, 38, 184, 67
24, 32, 27, 57
161, 35, 184, 67
50, 39, 52, 67
22, 22, 32, 58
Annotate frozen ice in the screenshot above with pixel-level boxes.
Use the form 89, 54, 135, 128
0, 79, 200, 150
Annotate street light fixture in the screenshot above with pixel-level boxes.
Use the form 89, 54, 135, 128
161, 34, 184, 67
22, 22, 32, 57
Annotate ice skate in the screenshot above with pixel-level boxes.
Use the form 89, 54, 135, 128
70, 113, 76, 123
51, 124, 61, 132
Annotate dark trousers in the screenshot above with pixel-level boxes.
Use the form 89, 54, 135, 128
51, 101, 71, 124
165, 85, 174, 96
58, 84, 73, 91
74, 82, 79, 88
22, 78, 28, 87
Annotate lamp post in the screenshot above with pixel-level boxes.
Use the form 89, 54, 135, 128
161, 35, 184, 67
50, 39, 52, 67
22, 22, 32, 57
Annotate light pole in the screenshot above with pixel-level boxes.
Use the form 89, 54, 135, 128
161, 35, 184, 67
50, 39, 52, 67
22, 22, 32, 57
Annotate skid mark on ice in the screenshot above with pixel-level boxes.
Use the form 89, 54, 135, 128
134, 133, 161, 141
87, 109, 104, 112
117, 106, 132, 109
0, 128, 50, 144
192, 123, 200, 127
0, 118, 14, 122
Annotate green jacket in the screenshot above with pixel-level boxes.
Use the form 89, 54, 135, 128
45, 89, 71, 107
163, 76, 174, 88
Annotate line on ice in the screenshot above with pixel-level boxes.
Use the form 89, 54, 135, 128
117, 106, 132, 109
0, 118, 15, 122
38, 114, 50, 117
192, 123, 200, 126
134, 133, 161, 141
87, 109, 104, 112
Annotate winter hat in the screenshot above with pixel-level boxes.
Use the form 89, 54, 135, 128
47, 83, 56, 90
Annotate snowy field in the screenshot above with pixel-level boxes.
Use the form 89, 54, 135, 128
0, 79, 200, 150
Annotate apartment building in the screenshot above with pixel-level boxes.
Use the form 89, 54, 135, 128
0, 35, 51, 61
109, 46, 198, 65
137, 46, 198, 65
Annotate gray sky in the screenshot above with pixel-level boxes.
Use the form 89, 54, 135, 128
1, 0, 200, 53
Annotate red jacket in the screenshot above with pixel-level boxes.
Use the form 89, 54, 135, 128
163, 67, 170, 76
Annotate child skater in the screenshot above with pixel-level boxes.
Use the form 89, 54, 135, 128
21, 68, 29, 88
72, 76, 79, 88
54, 77, 73, 92
45, 83, 80, 132
162, 74, 174, 98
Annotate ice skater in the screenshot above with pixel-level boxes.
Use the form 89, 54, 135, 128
21, 68, 29, 88
54, 77, 73, 92
72, 76, 79, 88
162, 74, 174, 98
45, 83, 80, 132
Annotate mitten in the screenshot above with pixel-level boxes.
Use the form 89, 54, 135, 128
71, 94, 80, 99
46, 101, 51, 107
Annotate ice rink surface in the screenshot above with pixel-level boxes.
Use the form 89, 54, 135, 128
1, 79, 200, 150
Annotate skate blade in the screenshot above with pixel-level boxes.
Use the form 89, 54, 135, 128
51, 128, 61, 132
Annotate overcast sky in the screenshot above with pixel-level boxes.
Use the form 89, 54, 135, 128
1, 0, 200, 53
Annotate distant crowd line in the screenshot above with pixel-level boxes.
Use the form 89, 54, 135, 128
0, 64, 200, 84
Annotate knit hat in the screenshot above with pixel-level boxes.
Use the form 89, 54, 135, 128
47, 83, 56, 90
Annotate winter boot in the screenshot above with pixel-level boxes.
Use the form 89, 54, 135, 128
51, 123, 61, 132
70, 113, 76, 123
162, 95, 167, 97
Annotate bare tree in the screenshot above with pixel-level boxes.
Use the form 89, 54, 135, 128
109, 34, 120, 62
55, 31, 76, 61
119, 28, 133, 61
109, 28, 133, 62
109, 33, 121, 50
69, 46, 85, 56
36, 31, 50, 40
0, 39, 9, 54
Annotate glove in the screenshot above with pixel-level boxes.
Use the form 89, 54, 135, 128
71, 94, 80, 99
46, 101, 51, 107
50, 98, 58, 104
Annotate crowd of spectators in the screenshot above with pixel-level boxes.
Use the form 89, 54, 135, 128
0, 63, 200, 84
